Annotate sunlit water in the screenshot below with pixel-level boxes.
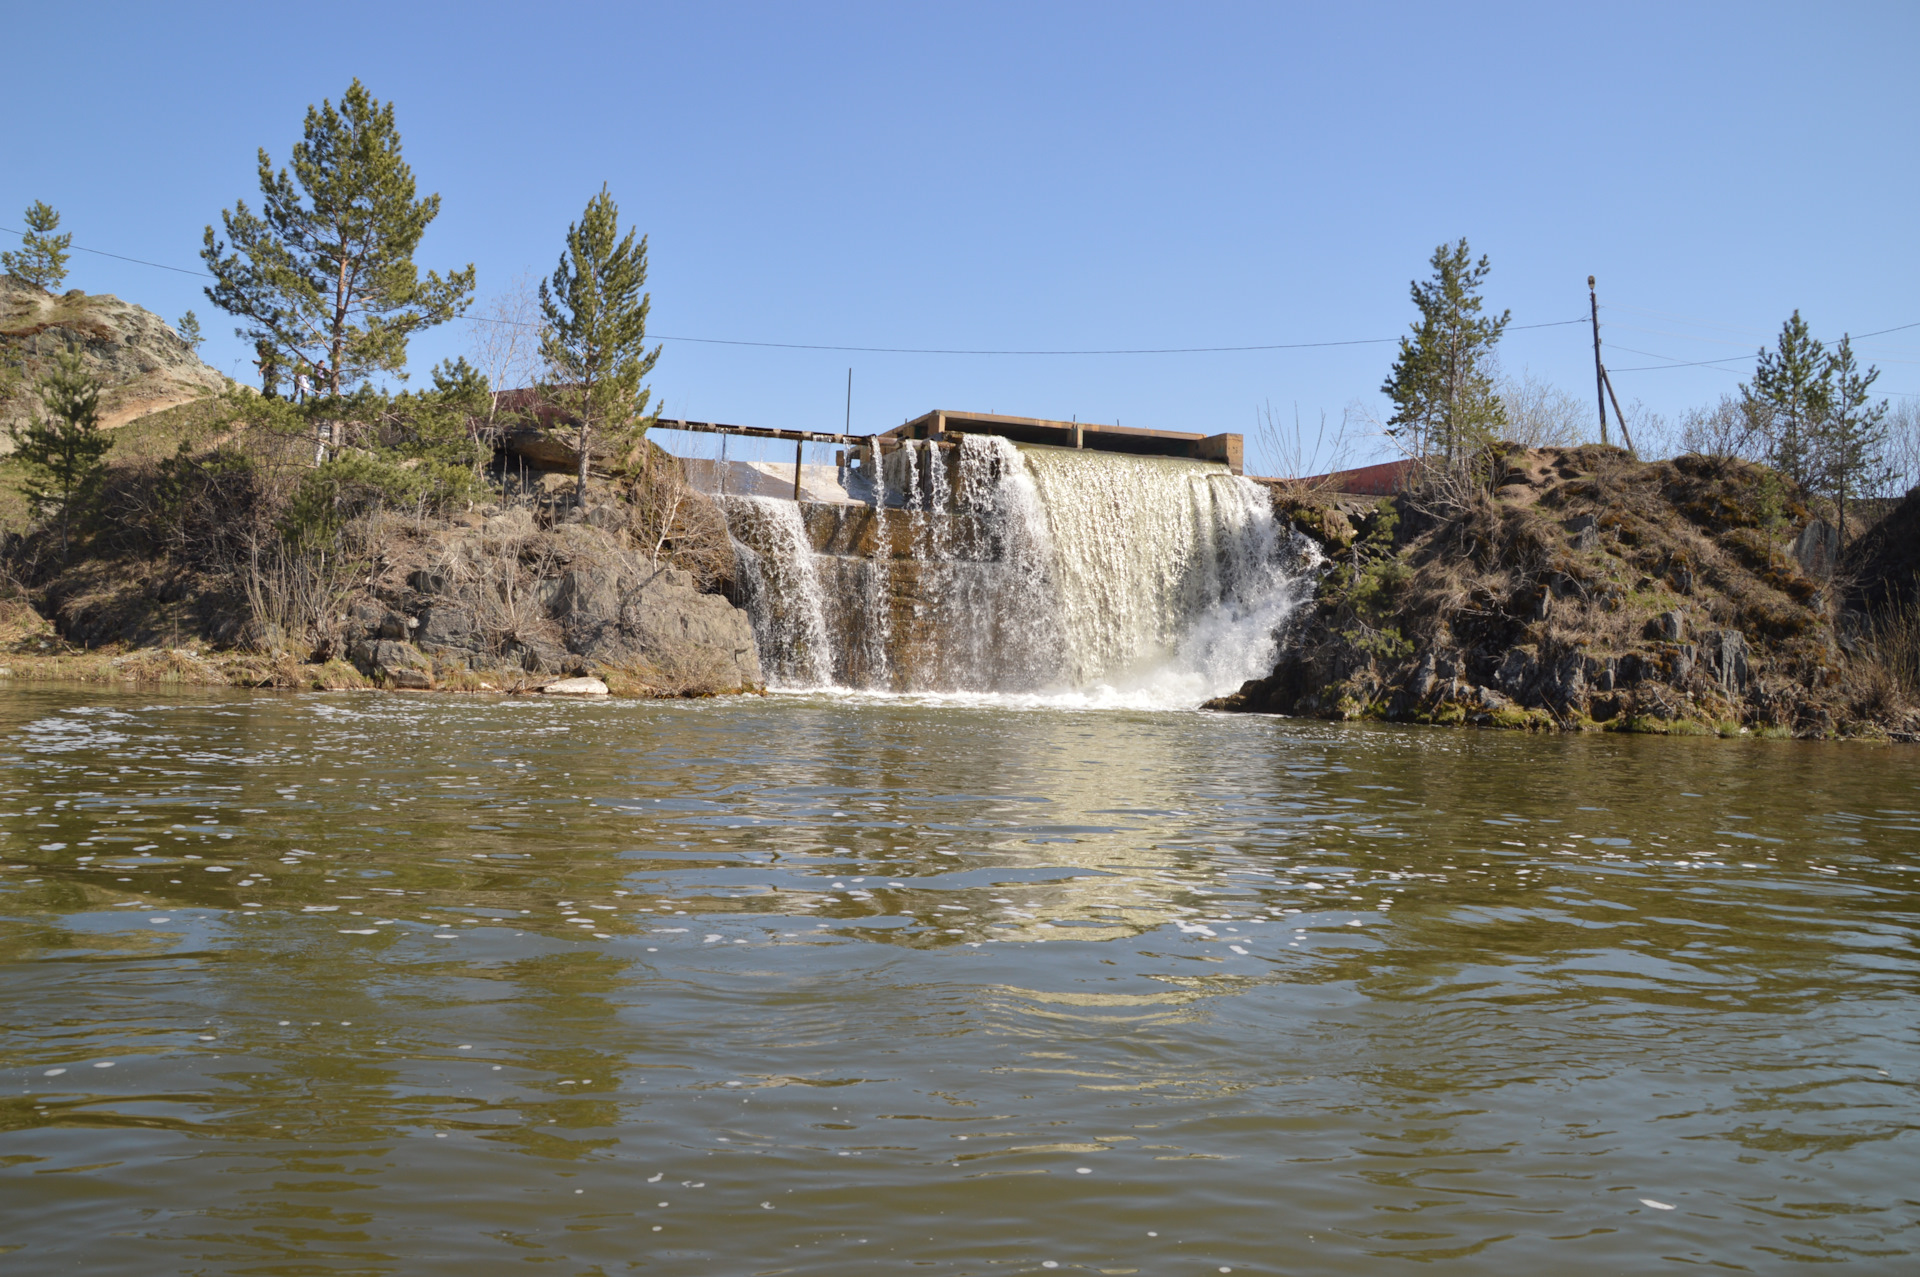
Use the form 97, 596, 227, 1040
2, 687, 1917, 1274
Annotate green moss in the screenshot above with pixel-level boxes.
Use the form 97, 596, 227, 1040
304, 659, 373, 690
1489, 705, 1553, 731
1613, 715, 1665, 734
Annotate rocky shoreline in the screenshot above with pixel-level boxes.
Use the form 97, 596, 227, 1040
1208, 446, 1920, 741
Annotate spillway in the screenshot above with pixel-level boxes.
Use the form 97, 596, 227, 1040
718, 436, 1319, 705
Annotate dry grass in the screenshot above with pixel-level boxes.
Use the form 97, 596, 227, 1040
1874, 599, 1920, 699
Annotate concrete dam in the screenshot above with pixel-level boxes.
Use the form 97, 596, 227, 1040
680, 412, 1321, 704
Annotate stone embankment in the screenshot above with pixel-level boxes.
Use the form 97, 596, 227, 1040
1210, 446, 1919, 740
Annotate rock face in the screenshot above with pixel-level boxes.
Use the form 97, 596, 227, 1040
1, 276, 227, 442
339, 513, 761, 695
1843, 485, 1920, 616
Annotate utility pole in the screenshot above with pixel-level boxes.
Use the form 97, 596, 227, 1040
1589, 275, 1609, 447
1601, 366, 1638, 459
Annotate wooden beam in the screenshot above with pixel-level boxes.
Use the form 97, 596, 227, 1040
653, 418, 868, 447
653, 418, 954, 452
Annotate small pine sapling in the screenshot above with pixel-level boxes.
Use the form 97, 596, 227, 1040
7, 348, 114, 556
1, 201, 73, 291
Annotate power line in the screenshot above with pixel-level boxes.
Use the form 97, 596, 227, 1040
1601, 301, 1770, 339
0, 226, 214, 279
10, 222, 1911, 367
465, 312, 1587, 356
5, 222, 1589, 356
1604, 303, 1920, 346
1849, 318, 1920, 340
1608, 346, 1755, 372
1607, 345, 1920, 398
1602, 321, 1758, 350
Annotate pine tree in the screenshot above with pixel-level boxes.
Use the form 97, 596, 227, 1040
2, 201, 73, 291
200, 79, 473, 410
6, 348, 113, 556
538, 185, 660, 499
1818, 334, 1891, 544
1381, 239, 1510, 462
177, 309, 204, 354
1743, 311, 1829, 489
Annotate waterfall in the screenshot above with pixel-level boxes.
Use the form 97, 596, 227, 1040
716, 438, 1319, 705
721, 495, 835, 686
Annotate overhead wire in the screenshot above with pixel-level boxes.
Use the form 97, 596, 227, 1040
2, 222, 1588, 356
6, 223, 1914, 388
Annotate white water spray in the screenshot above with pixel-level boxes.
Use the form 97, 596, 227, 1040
719, 438, 1318, 706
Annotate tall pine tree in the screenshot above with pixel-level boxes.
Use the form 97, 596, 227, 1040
1818, 334, 1891, 543
201, 80, 473, 413
1381, 239, 1510, 462
538, 185, 660, 499
1743, 311, 1829, 489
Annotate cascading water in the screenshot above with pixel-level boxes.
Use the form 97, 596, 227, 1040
719, 495, 835, 686
718, 437, 1319, 705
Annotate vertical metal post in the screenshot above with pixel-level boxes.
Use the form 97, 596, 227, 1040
793, 438, 804, 501
1589, 275, 1609, 447
845, 368, 852, 435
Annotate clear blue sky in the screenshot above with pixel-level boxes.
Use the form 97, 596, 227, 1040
7, 1, 1916, 472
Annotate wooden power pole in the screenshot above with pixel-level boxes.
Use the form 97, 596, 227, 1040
1589, 275, 1609, 447
1586, 276, 1638, 458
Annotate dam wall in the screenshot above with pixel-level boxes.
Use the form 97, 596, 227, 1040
715, 435, 1321, 702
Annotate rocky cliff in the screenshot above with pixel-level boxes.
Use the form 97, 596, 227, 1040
1, 275, 226, 443
331, 507, 762, 693
1209, 446, 1917, 740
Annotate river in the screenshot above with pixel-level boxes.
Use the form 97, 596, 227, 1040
2, 687, 1916, 1273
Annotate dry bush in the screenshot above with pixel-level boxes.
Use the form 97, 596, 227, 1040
420, 520, 567, 663
237, 528, 366, 654
1252, 401, 1355, 492
622, 450, 734, 590
1498, 370, 1589, 448
1402, 448, 1502, 520
1874, 599, 1920, 699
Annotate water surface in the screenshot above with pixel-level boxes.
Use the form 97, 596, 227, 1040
2, 688, 1916, 1273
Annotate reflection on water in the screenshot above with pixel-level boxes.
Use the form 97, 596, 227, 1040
1, 687, 1917, 1273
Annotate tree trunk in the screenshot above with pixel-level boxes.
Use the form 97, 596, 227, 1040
576, 418, 590, 504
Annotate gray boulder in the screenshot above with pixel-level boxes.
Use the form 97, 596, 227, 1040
416, 603, 480, 653
349, 638, 433, 687
562, 564, 761, 690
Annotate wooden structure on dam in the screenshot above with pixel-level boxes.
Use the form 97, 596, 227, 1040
883, 411, 1242, 474
654, 409, 1245, 504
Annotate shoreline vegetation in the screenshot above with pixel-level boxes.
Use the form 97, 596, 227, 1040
1209, 446, 1919, 740
5, 85, 1918, 736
